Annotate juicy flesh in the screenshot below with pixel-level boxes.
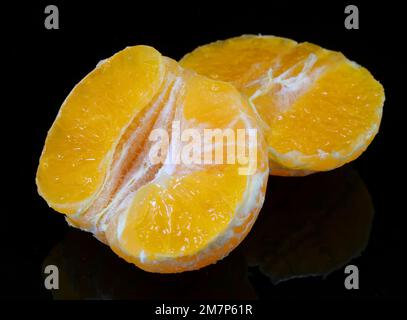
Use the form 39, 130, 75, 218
37, 46, 165, 213
120, 166, 246, 259
117, 73, 258, 260
268, 61, 383, 164
36, 46, 266, 266
180, 35, 385, 171
181, 36, 297, 86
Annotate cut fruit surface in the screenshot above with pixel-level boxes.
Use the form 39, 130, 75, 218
36, 45, 268, 273
180, 35, 385, 175
37, 46, 165, 214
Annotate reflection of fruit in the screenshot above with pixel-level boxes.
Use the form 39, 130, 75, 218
181, 35, 385, 175
43, 165, 373, 298
36, 46, 268, 273
241, 165, 374, 283
44, 230, 256, 299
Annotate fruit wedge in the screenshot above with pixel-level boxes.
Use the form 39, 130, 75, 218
180, 35, 385, 176
36, 45, 268, 273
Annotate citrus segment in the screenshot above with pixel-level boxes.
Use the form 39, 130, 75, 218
105, 72, 268, 272
37, 46, 165, 213
36, 46, 268, 273
267, 60, 384, 171
180, 35, 385, 175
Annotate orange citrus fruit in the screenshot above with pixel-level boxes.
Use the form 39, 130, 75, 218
36, 45, 268, 273
180, 35, 385, 176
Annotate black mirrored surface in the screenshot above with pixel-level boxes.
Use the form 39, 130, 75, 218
43, 166, 373, 299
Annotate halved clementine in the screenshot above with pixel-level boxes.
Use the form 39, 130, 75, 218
181, 35, 385, 175
36, 46, 268, 273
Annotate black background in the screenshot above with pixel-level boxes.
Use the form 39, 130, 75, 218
2, 0, 406, 301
